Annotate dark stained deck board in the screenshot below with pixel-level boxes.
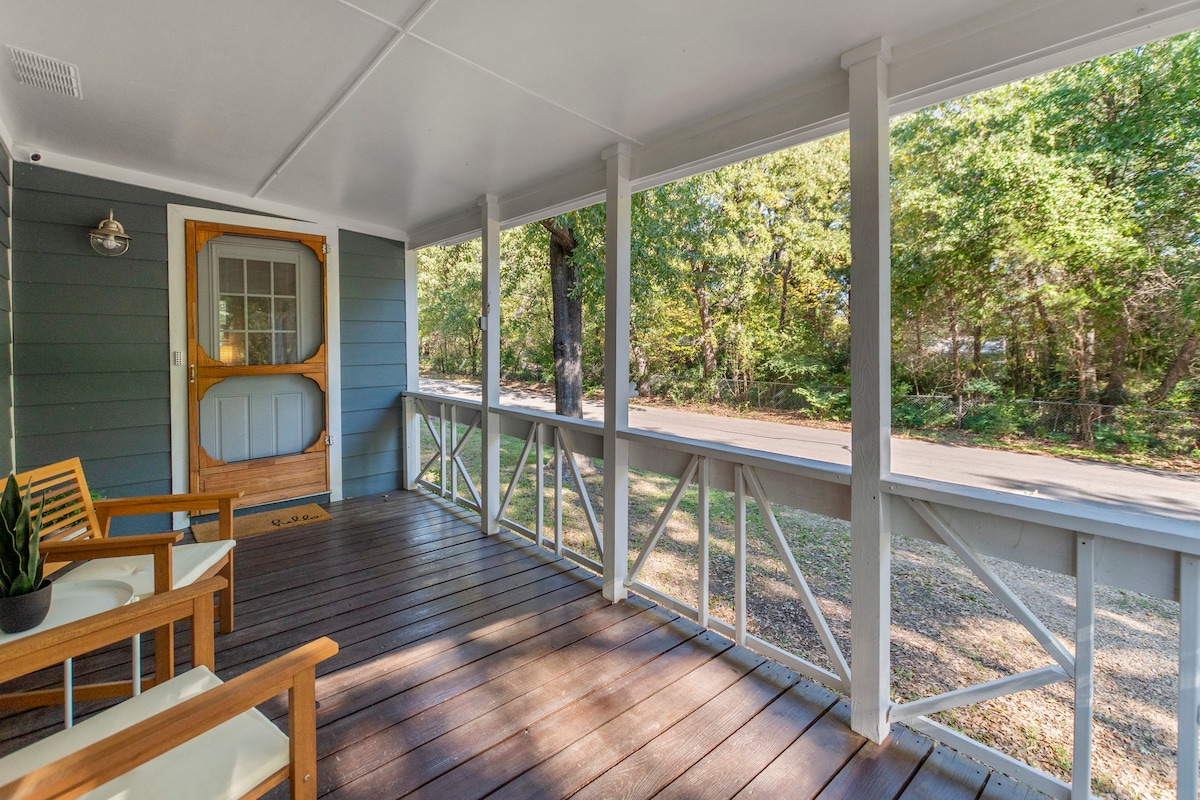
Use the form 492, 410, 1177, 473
654, 684, 847, 799
414, 634, 758, 800
0, 491, 1048, 800
899, 745, 991, 799
814, 724, 934, 799
484, 646, 770, 800
321, 614, 714, 797
731, 699, 866, 799
568, 660, 800, 800
312, 601, 661, 760
980, 773, 1050, 800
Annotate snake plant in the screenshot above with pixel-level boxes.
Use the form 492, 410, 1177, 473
0, 475, 45, 598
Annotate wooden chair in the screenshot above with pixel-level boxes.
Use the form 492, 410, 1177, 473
14, 457, 242, 689
0, 577, 338, 800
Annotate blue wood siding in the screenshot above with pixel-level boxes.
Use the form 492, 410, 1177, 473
339, 230, 406, 497
9, 164, 402, 527
10, 164, 244, 532
0, 144, 12, 476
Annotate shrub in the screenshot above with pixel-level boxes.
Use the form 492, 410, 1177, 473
961, 402, 1024, 437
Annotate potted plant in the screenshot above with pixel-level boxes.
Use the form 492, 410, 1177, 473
0, 474, 49, 634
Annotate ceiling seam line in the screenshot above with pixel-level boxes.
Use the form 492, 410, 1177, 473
336, 0, 634, 141
252, 26, 410, 198
336, 0, 441, 35
406, 31, 644, 146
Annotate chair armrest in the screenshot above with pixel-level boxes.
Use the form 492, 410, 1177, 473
0, 636, 339, 800
40, 532, 183, 562
95, 491, 243, 516
0, 577, 227, 685
95, 492, 242, 539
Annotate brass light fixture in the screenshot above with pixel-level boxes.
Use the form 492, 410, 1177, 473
88, 210, 131, 256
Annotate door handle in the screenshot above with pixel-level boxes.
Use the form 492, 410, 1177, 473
189, 364, 195, 383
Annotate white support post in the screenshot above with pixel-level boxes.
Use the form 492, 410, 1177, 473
403, 245, 420, 489
438, 402, 447, 497
535, 422, 545, 547
734, 465, 748, 647
450, 404, 459, 501
1074, 533, 1095, 800
601, 143, 632, 603
698, 456, 710, 628
479, 195, 502, 535
843, 38, 893, 744
1179, 554, 1200, 800
554, 428, 564, 557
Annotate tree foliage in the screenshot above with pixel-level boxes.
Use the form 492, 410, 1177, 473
418, 32, 1200, 418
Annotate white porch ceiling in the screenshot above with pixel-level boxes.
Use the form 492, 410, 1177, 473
0, 0, 1197, 245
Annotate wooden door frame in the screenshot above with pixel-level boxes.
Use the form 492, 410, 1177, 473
167, 205, 343, 528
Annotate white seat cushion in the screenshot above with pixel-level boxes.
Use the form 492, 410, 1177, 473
56, 541, 235, 599
0, 666, 288, 800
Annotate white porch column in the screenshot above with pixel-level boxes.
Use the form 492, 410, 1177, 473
601, 143, 631, 602
479, 195, 502, 534
403, 244, 420, 490
843, 38, 893, 744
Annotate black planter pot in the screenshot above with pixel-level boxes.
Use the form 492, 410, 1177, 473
0, 581, 53, 634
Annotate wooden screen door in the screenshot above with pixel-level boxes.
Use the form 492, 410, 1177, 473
186, 221, 330, 508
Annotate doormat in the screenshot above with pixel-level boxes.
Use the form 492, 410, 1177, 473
191, 503, 332, 543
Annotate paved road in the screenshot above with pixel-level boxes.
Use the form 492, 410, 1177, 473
417, 379, 1200, 524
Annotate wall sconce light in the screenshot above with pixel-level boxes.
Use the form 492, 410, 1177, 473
89, 210, 131, 256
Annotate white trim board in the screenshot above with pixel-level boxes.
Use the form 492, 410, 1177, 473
167, 204, 344, 529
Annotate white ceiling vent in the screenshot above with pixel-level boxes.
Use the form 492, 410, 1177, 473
6, 46, 81, 98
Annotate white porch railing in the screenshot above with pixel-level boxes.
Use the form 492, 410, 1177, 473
404, 389, 1200, 800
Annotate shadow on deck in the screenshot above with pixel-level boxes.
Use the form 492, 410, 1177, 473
0, 490, 1044, 799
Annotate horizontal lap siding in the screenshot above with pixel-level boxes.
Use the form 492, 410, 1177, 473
10, 164, 243, 532
0, 146, 12, 475
339, 231, 406, 497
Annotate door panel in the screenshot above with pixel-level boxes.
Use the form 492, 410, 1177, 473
214, 394, 251, 462
186, 221, 330, 508
199, 375, 323, 461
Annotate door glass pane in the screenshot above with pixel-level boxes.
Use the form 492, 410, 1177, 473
274, 297, 297, 332
247, 260, 272, 294
273, 262, 297, 296
247, 297, 272, 331
275, 332, 298, 364
248, 332, 272, 365
219, 295, 245, 331
218, 258, 244, 293
220, 332, 246, 365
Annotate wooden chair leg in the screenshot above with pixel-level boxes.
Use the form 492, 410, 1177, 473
218, 556, 234, 634
289, 665, 318, 800
154, 623, 175, 683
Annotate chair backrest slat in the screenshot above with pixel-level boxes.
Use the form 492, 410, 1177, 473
13, 458, 103, 552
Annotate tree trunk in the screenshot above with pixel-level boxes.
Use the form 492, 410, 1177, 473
1078, 325, 1097, 399
542, 219, 583, 418
692, 261, 718, 397
971, 325, 984, 378
1099, 311, 1130, 407
949, 314, 962, 396
1073, 320, 1098, 443
778, 258, 792, 332
1146, 320, 1200, 406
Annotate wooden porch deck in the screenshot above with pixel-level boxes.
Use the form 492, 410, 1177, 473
0, 490, 1044, 799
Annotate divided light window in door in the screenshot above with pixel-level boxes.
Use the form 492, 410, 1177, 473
217, 257, 300, 366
